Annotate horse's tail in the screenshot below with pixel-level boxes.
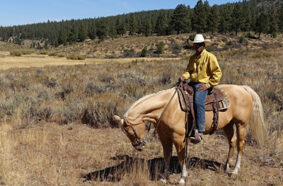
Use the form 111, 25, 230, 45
242, 85, 267, 146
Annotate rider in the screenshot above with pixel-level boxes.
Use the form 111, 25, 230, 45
179, 34, 222, 143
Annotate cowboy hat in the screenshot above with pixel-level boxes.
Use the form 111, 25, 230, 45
189, 34, 211, 46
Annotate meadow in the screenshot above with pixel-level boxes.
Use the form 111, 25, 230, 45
0, 35, 282, 185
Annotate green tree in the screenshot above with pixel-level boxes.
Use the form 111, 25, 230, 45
96, 19, 108, 40
155, 13, 169, 35
143, 18, 152, 36
219, 5, 232, 33
116, 17, 126, 36
68, 25, 79, 43
268, 7, 279, 37
231, 3, 244, 35
57, 28, 67, 45
192, 0, 207, 33
140, 46, 148, 57
208, 5, 219, 34
279, 4, 283, 32
78, 23, 87, 42
255, 13, 269, 39
170, 4, 190, 34
88, 23, 96, 40
129, 14, 138, 35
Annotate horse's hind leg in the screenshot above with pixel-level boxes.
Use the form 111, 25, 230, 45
223, 122, 237, 172
232, 122, 248, 175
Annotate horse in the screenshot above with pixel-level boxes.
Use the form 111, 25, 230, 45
113, 84, 266, 184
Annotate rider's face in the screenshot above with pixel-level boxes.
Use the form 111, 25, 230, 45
193, 43, 205, 54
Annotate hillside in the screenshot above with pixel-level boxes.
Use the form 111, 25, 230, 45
1, 0, 282, 47
0, 43, 282, 184
42, 33, 283, 58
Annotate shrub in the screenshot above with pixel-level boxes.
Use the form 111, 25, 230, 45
140, 47, 148, 57
21, 50, 34, 55
271, 32, 277, 38
39, 50, 48, 55
66, 54, 86, 60
155, 42, 165, 54
48, 52, 58, 56
81, 101, 118, 128
10, 50, 22, 56
226, 40, 233, 46
189, 34, 196, 41
239, 36, 245, 43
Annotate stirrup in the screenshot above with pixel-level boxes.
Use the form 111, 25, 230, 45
189, 130, 203, 144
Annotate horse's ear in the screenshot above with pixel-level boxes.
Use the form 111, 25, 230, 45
113, 115, 121, 122
114, 115, 124, 128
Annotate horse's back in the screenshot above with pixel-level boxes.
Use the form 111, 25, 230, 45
217, 84, 253, 123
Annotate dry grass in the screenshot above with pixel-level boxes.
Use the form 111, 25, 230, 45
0, 34, 282, 185
0, 122, 281, 185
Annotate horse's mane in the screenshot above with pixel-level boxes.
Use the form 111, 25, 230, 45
124, 88, 174, 118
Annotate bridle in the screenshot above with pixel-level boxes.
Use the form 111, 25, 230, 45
122, 87, 178, 149
122, 119, 151, 149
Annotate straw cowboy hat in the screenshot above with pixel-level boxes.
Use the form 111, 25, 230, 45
189, 34, 211, 46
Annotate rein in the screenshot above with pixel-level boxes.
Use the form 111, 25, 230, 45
153, 87, 178, 135
122, 87, 178, 147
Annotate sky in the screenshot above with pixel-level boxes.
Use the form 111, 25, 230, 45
0, 0, 240, 27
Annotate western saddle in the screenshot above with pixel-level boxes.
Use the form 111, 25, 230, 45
176, 82, 230, 136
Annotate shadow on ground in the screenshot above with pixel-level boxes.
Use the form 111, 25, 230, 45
83, 155, 222, 182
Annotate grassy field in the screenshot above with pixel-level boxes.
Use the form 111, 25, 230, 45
0, 35, 282, 185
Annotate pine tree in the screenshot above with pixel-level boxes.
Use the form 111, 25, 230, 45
231, 3, 244, 35
57, 28, 67, 45
255, 13, 269, 39
129, 14, 138, 35
268, 7, 279, 37
68, 24, 79, 43
144, 18, 152, 36
88, 23, 96, 40
208, 5, 219, 34
78, 23, 87, 42
241, 2, 252, 32
116, 16, 126, 36
192, 0, 207, 33
170, 4, 190, 34
155, 13, 168, 35
96, 19, 108, 40
219, 5, 232, 33
279, 4, 283, 32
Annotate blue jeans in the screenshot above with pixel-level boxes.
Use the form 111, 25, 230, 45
188, 82, 210, 133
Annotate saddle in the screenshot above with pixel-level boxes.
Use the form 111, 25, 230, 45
177, 82, 230, 135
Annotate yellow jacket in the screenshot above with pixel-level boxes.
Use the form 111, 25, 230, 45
182, 49, 222, 88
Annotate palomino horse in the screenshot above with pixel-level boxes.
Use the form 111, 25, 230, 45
114, 84, 266, 184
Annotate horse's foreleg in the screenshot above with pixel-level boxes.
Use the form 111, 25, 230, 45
160, 139, 172, 183
223, 122, 237, 172
174, 137, 187, 184
232, 123, 247, 175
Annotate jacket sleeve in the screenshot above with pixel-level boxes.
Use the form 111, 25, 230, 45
206, 55, 222, 88
182, 58, 193, 80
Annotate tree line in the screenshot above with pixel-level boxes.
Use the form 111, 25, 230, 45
0, 0, 282, 47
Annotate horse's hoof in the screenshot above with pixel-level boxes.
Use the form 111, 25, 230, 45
231, 169, 238, 175
178, 178, 185, 184
159, 178, 167, 184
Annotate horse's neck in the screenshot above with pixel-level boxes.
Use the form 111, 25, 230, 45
124, 88, 174, 122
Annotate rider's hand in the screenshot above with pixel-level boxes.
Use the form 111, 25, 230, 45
179, 76, 185, 82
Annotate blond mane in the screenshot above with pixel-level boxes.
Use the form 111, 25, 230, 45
124, 88, 174, 118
